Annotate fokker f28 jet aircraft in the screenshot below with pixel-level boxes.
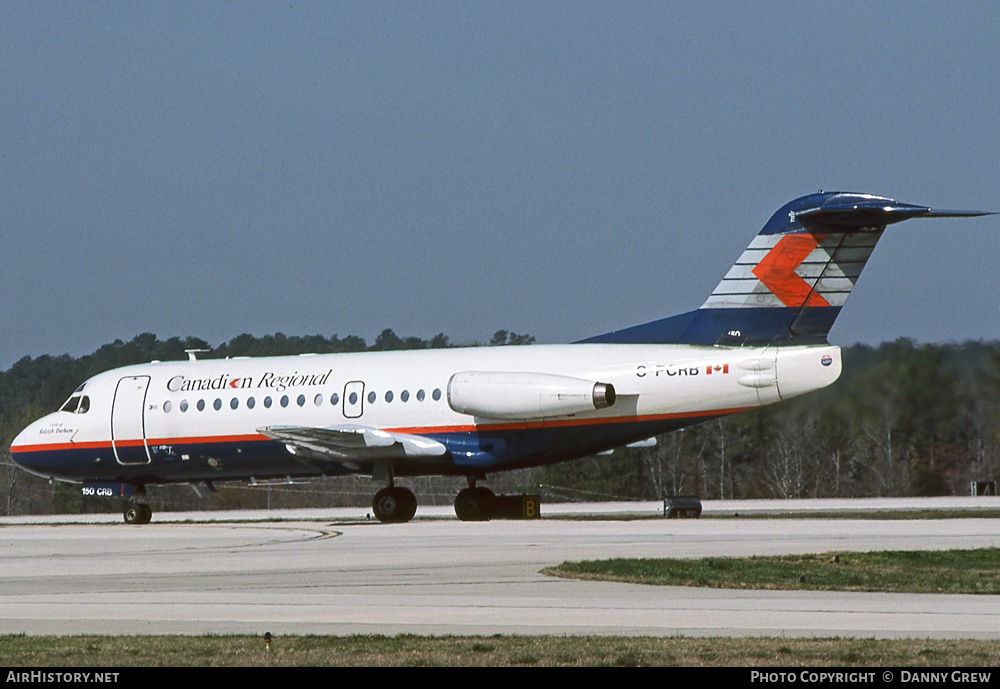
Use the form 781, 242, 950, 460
11, 192, 993, 524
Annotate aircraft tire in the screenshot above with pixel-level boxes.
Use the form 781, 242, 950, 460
124, 506, 139, 524
398, 488, 417, 522
454, 487, 495, 522
124, 503, 153, 525
373, 487, 417, 524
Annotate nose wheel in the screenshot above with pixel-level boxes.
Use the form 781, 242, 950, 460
124, 503, 152, 525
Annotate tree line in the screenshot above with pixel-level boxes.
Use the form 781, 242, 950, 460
2, 333, 998, 515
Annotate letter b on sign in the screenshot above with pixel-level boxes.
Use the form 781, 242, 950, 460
523, 497, 539, 519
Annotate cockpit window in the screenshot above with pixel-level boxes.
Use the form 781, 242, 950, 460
59, 394, 91, 414
59, 382, 90, 413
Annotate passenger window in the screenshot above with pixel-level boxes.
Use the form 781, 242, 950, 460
230, 398, 239, 410
367, 391, 376, 404
331, 393, 340, 405
247, 397, 256, 410
164, 400, 173, 413
213, 399, 222, 411
385, 391, 393, 403
264, 396, 272, 408
401, 390, 409, 402
180, 400, 189, 413
314, 394, 323, 407
197, 399, 206, 412
417, 389, 425, 401
297, 394, 306, 407
280, 395, 289, 408
432, 388, 441, 401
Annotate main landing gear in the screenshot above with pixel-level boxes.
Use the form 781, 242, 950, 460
454, 485, 496, 521
369, 474, 498, 524
371, 485, 417, 523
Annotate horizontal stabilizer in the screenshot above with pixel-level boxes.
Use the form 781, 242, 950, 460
791, 200, 994, 229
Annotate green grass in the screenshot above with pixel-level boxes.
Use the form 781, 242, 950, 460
544, 548, 1000, 593
2, 635, 999, 667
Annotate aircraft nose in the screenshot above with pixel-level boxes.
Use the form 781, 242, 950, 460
10, 417, 52, 475
11, 423, 36, 467
9, 413, 90, 481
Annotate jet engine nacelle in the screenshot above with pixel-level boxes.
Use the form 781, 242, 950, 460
447, 371, 616, 420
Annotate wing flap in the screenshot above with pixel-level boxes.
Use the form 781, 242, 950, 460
258, 424, 447, 462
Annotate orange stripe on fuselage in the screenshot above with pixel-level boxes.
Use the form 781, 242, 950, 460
11, 408, 750, 455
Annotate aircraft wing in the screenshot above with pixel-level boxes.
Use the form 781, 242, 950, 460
258, 424, 448, 462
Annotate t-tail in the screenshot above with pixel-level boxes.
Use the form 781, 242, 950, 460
582, 191, 994, 347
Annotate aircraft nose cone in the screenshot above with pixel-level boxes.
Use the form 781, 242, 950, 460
11, 424, 35, 467
10, 419, 50, 476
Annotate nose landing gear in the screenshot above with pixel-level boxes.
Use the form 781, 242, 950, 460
124, 502, 152, 524
122, 484, 152, 524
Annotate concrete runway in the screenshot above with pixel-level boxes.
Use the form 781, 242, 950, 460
2, 504, 999, 638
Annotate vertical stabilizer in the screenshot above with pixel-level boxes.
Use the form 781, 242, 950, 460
582, 192, 993, 346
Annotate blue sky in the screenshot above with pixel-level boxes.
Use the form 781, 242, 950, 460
2, 1, 998, 368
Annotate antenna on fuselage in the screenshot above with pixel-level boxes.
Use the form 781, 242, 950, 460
185, 348, 211, 361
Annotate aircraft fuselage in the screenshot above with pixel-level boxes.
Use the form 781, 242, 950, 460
11, 343, 841, 485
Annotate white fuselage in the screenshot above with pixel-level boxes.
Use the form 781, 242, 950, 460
11, 343, 841, 484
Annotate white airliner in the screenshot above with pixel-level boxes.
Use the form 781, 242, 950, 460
10, 192, 992, 524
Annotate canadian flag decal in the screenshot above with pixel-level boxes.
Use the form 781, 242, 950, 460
706, 364, 729, 374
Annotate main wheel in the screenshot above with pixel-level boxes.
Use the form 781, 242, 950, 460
398, 488, 417, 522
454, 487, 496, 521
372, 487, 417, 524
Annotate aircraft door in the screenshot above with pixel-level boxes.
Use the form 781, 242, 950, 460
112, 376, 152, 465
343, 381, 365, 418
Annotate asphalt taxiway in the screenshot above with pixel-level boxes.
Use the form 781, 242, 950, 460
2, 499, 998, 639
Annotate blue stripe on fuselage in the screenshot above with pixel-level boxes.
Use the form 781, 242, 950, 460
11, 415, 725, 485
